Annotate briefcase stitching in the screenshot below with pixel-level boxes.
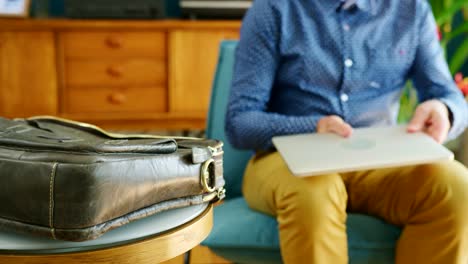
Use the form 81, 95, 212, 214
49, 162, 58, 240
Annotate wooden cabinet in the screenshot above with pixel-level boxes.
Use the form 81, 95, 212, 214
0, 19, 241, 130
0, 31, 58, 118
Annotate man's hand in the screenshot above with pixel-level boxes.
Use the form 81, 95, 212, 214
407, 99, 451, 143
317, 115, 353, 137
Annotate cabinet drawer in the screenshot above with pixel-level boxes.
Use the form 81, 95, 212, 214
61, 31, 166, 58
66, 59, 166, 87
64, 87, 167, 113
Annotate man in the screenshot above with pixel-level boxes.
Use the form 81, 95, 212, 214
225, 0, 468, 263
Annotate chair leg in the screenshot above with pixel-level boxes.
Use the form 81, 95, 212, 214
184, 250, 191, 264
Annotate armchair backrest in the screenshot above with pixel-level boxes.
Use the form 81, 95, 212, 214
206, 41, 252, 199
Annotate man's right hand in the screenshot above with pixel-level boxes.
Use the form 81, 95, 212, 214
316, 115, 353, 137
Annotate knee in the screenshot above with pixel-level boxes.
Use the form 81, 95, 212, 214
412, 161, 468, 194
412, 161, 468, 226
275, 174, 348, 226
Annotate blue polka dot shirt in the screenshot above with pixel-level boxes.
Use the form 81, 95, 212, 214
225, 0, 468, 151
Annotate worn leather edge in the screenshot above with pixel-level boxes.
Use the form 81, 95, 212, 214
26, 116, 204, 141
0, 193, 218, 242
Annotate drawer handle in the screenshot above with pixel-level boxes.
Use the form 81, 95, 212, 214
105, 36, 122, 49
107, 93, 127, 105
106, 66, 123, 78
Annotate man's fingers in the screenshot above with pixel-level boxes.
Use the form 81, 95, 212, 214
328, 122, 353, 137
407, 106, 430, 132
317, 115, 353, 137
407, 100, 451, 143
427, 115, 450, 143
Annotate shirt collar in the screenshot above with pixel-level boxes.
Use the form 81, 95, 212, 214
320, 0, 372, 14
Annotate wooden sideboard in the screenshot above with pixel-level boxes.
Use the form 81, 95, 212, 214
0, 19, 240, 130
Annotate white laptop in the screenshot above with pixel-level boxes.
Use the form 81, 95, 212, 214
272, 125, 454, 177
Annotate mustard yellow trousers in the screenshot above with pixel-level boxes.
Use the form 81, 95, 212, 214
243, 152, 468, 264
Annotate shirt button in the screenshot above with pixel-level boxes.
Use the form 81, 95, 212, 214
343, 23, 350, 31
340, 93, 349, 102
344, 59, 354, 68
370, 81, 381, 88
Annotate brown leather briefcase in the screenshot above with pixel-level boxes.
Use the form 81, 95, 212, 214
0, 116, 225, 241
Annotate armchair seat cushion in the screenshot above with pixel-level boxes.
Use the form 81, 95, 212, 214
203, 197, 402, 264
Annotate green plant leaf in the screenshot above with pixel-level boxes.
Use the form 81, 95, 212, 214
436, 0, 468, 25
441, 21, 468, 46
443, 0, 453, 10
430, 0, 444, 18
449, 37, 468, 74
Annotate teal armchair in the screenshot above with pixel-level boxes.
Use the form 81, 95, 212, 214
202, 41, 402, 264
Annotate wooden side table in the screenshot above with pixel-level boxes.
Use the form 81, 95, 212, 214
0, 204, 212, 264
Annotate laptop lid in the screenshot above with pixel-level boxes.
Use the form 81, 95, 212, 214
272, 125, 454, 177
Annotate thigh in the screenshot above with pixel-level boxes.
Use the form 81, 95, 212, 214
242, 151, 347, 217
343, 160, 468, 225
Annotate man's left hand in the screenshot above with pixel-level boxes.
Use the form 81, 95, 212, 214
407, 99, 451, 143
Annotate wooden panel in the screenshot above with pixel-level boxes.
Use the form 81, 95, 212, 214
65, 59, 166, 87
169, 30, 239, 114
0, 31, 58, 118
64, 86, 167, 114
62, 31, 166, 59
